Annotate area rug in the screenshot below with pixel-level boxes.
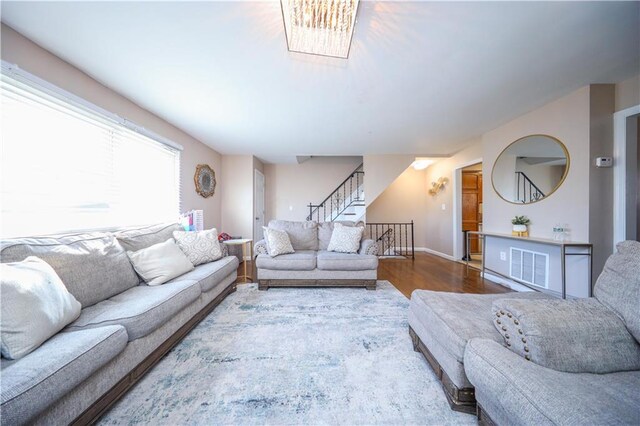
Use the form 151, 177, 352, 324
99, 281, 475, 425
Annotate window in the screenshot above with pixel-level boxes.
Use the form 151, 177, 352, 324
1, 65, 182, 238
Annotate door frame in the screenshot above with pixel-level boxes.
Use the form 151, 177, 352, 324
452, 158, 483, 260
254, 169, 265, 243
613, 104, 640, 245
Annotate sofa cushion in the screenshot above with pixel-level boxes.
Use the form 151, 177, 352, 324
327, 223, 364, 253
268, 220, 318, 251
166, 256, 239, 293
255, 250, 317, 271
0, 233, 139, 308
263, 227, 295, 256
66, 280, 201, 341
409, 289, 550, 362
114, 222, 182, 252
465, 338, 640, 426
126, 239, 195, 285
0, 325, 127, 425
594, 240, 640, 342
316, 251, 378, 271
1, 257, 81, 360
492, 298, 640, 373
173, 228, 223, 266
318, 221, 362, 251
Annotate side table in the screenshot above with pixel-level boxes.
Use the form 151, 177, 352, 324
222, 238, 253, 283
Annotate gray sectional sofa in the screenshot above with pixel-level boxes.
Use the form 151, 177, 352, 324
410, 240, 640, 425
255, 220, 378, 290
0, 223, 239, 425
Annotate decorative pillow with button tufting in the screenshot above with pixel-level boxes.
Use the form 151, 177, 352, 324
491, 297, 640, 374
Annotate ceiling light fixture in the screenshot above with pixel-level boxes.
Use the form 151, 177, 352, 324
412, 159, 434, 170
280, 0, 360, 59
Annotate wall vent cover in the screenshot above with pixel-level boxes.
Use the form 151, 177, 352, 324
510, 247, 549, 288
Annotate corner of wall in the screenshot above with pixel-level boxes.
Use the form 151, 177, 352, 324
588, 84, 616, 277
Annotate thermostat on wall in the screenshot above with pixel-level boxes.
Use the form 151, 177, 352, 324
595, 157, 613, 168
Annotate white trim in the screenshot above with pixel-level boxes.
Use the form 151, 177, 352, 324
254, 169, 266, 243
613, 104, 640, 246
482, 272, 533, 292
452, 157, 483, 260
1, 60, 184, 151
415, 247, 456, 261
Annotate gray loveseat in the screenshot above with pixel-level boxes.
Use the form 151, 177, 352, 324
255, 220, 378, 290
410, 240, 640, 425
0, 223, 239, 425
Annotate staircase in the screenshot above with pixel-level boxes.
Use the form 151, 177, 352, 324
307, 164, 366, 222
515, 171, 545, 203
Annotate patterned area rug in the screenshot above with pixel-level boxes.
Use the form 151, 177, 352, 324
100, 281, 475, 425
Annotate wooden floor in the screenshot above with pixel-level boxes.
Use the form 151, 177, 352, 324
239, 252, 510, 299
378, 252, 511, 298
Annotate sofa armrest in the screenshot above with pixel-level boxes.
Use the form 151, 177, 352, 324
221, 243, 229, 258
254, 239, 269, 257
492, 298, 640, 373
358, 239, 378, 256
464, 338, 640, 426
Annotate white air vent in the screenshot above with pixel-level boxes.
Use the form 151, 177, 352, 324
510, 247, 548, 288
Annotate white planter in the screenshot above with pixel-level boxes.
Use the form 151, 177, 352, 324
512, 224, 528, 232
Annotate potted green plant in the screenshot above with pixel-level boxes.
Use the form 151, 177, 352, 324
511, 215, 531, 236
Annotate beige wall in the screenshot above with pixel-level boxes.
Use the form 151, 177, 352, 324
363, 155, 415, 207
366, 166, 428, 247
424, 141, 483, 257
615, 74, 640, 112
483, 85, 617, 281
264, 156, 362, 222
483, 86, 592, 241
589, 84, 616, 275
220, 155, 253, 238
1, 24, 223, 229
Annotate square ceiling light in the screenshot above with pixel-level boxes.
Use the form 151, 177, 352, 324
281, 0, 360, 59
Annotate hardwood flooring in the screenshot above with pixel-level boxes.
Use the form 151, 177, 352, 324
240, 252, 510, 299
378, 252, 511, 299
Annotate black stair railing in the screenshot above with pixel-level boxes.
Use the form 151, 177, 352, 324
307, 163, 364, 222
366, 221, 415, 259
516, 171, 545, 203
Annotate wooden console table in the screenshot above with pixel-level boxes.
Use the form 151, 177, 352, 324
466, 231, 593, 299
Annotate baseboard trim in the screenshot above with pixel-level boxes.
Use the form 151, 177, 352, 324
415, 247, 456, 261
482, 272, 533, 292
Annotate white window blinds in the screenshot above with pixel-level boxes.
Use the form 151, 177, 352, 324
1, 69, 181, 238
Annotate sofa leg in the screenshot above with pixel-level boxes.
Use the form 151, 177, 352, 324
258, 280, 269, 291
365, 280, 377, 290
477, 404, 497, 426
409, 326, 477, 414
409, 326, 420, 352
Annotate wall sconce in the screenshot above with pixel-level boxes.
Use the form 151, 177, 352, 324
429, 177, 448, 195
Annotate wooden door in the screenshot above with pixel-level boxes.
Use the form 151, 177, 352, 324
462, 171, 482, 253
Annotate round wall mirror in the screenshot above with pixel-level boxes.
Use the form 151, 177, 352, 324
492, 135, 569, 204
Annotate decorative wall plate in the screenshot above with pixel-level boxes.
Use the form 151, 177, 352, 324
194, 164, 216, 198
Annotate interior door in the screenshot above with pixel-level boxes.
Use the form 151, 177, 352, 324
462, 171, 482, 253
254, 170, 265, 243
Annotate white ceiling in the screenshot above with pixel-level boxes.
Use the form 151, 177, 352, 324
2, 1, 639, 163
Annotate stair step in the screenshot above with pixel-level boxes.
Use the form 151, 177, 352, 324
342, 213, 357, 216
351, 203, 366, 207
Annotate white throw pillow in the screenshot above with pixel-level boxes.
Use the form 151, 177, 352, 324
173, 228, 223, 266
127, 238, 194, 285
263, 226, 295, 257
0, 256, 82, 360
327, 223, 364, 253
